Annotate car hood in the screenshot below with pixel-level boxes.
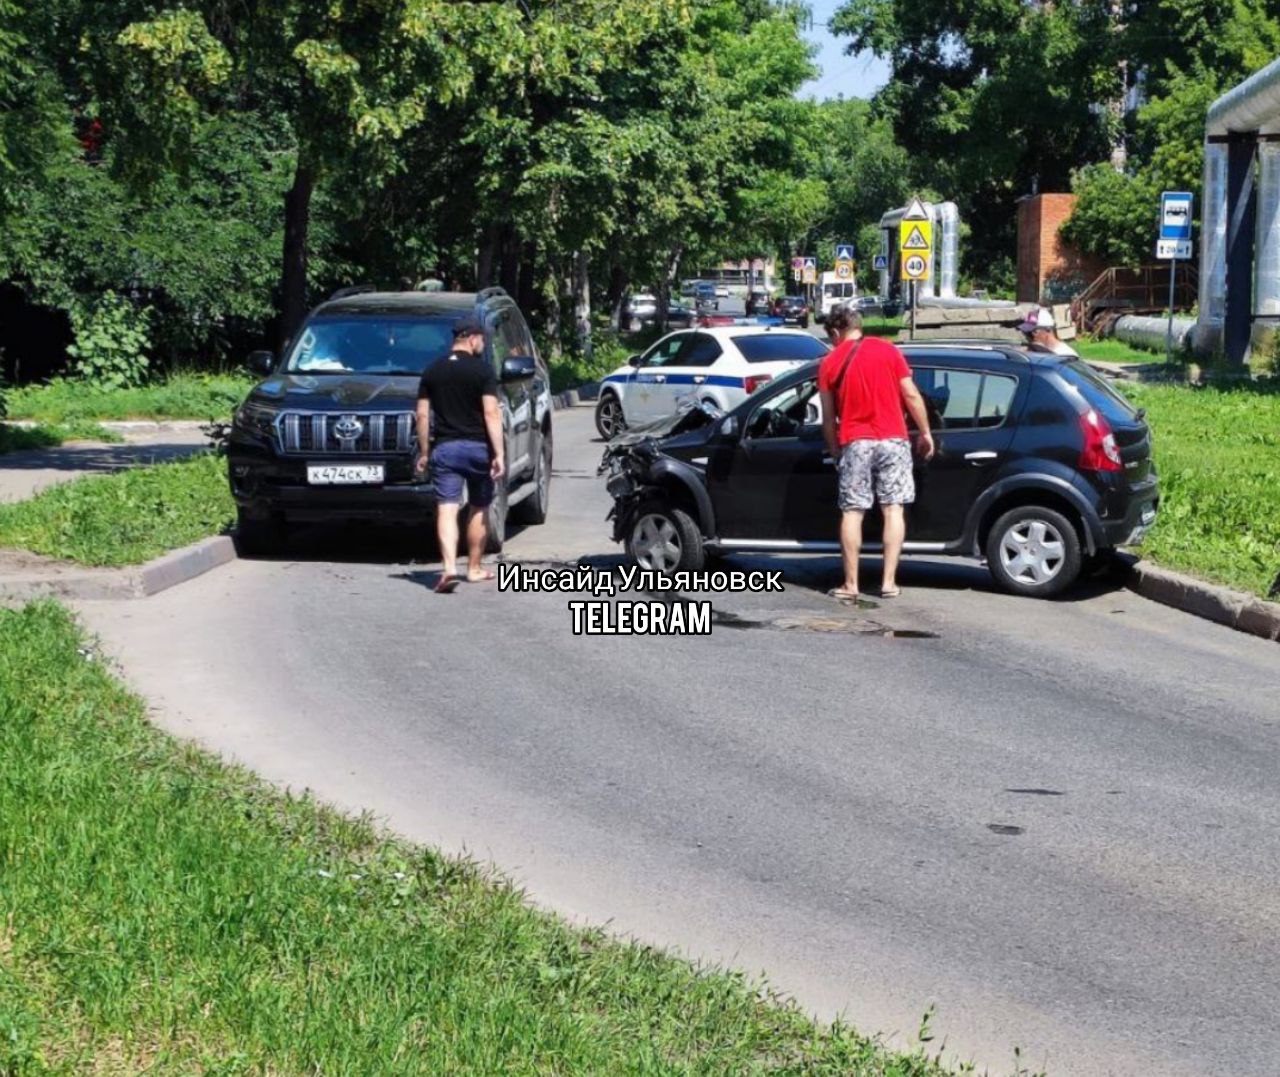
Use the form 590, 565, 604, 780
248, 372, 421, 410
608, 402, 719, 448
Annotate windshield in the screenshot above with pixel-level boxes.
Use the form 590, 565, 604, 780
735, 334, 829, 363
285, 316, 456, 375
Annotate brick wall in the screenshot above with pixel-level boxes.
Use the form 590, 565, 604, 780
1016, 194, 1107, 303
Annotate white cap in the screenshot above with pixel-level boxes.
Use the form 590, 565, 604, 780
1017, 306, 1056, 334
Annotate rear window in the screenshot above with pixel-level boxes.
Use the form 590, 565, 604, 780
735, 334, 829, 363
1055, 360, 1138, 424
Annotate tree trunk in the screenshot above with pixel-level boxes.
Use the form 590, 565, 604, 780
500, 223, 520, 296
572, 249, 591, 362
606, 260, 628, 332
544, 259, 563, 360
279, 160, 314, 351
656, 243, 682, 335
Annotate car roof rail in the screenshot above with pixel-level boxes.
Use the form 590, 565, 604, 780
327, 284, 378, 301
476, 286, 508, 302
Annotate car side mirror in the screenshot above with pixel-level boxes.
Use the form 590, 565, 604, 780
246, 349, 275, 377
500, 355, 537, 382
628, 354, 641, 367
719, 415, 739, 439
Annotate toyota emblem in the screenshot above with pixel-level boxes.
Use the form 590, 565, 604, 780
333, 414, 363, 441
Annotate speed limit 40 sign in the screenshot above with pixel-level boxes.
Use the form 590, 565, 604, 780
902, 253, 928, 281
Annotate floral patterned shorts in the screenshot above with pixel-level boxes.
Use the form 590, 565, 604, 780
837, 438, 915, 511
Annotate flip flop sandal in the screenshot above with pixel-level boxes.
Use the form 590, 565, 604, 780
880, 587, 902, 598
467, 569, 497, 582
827, 587, 860, 601
434, 575, 460, 594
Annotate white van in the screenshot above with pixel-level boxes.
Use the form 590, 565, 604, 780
817, 272, 857, 322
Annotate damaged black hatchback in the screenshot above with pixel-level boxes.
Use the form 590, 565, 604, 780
600, 342, 1159, 597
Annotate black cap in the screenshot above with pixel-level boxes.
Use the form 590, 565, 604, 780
452, 316, 484, 338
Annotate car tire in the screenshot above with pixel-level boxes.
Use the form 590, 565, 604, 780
1083, 546, 1119, 578
626, 500, 705, 574
985, 506, 1083, 597
511, 434, 551, 525
235, 507, 288, 558
484, 479, 508, 554
595, 392, 626, 440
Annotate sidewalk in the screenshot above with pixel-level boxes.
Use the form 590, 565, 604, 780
0, 428, 210, 503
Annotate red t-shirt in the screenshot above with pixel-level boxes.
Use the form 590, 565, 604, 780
817, 335, 911, 445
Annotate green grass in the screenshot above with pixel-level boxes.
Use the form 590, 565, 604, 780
861, 315, 904, 339
0, 421, 123, 454
0, 454, 234, 566
1074, 337, 1167, 365
5, 373, 254, 423
0, 602, 961, 1075
1119, 380, 1280, 597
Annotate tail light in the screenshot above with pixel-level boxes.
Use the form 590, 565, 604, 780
1078, 409, 1122, 472
744, 374, 773, 395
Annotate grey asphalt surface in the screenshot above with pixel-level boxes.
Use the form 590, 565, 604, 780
76, 403, 1280, 1076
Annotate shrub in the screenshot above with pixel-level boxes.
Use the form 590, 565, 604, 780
66, 293, 152, 389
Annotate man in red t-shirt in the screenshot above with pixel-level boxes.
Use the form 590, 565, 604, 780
817, 306, 934, 600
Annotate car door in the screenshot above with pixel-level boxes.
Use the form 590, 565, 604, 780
627, 332, 690, 423
705, 376, 850, 542
908, 364, 1023, 544
487, 309, 533, 477
661, 333, 724, 414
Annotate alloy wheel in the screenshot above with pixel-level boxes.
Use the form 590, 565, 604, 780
632, 513, 682, 572
999, 518, 1066, 587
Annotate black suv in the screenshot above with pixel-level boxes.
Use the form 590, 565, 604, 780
601, 342, 1159, 597
228, 287, 553, 553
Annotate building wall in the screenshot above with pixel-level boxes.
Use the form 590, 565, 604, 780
1016, 194, 1106, 303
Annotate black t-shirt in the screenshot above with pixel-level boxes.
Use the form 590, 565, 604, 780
417, 350, 500, 444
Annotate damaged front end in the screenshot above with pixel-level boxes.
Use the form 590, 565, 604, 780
596, 400, 721, 544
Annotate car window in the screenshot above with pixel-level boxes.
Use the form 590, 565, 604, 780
912, 367, 1019, 430
641, 334, 688, 367
734, 334, 829, 363
1055, 359, 1139, 424
286, 316, 455, 375
745, 378, 821, 439
674, 333, 722, 368
489, 311, 515, 372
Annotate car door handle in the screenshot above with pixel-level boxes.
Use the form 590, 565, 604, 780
822, 455, 835, 465
652, 374, 666, 383
965, 450, 998, 464
692, 375, 707, 384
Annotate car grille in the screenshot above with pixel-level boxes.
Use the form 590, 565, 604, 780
277, 412, 416, 455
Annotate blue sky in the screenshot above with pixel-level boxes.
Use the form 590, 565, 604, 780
796, 0, 890, 101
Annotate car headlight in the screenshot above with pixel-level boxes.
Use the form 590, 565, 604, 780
234, 401, 280, 439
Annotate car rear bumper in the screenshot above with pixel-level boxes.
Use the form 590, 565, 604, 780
1100, 484, 1160, 547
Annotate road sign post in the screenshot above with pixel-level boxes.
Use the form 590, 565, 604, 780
1158, 191, 1194, 365
899, 199, 932, 340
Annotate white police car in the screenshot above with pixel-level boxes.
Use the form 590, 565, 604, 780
593, 323, 829, 439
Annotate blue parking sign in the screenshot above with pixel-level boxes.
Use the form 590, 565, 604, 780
1160, 191, 1193, 241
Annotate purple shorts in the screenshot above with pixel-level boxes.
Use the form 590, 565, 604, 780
431, 439, 494, 506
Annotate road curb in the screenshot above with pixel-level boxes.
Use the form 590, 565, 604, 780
5, 419, 209, 433
1120, 556, 1280, 642
0, 535, 237, 605
551, 381, 600, 410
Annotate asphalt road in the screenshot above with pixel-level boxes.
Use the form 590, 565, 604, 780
77, 403, 1280, 1076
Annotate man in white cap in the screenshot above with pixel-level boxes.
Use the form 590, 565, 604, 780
1017, 306, 1078, 357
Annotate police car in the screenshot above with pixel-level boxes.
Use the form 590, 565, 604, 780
593, 322, 829, 439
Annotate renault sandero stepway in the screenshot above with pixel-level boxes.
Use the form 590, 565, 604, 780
228, 287, 553, 554
600, 342, 1158, 597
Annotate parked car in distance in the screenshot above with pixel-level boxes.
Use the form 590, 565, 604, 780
772, 295, 810, 328
714, 283, 729, 298
228, 287, 553, 555
694, 282, 719, 311
745, 288, 773, 316
625, 294, 695, 331
593, 326, 828, 440
600, 341, 1158, 597
679, 279, 699, 298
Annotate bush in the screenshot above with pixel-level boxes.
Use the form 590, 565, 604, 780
66, 293, 151, 388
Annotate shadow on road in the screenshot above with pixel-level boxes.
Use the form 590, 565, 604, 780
0, 441, 208, 473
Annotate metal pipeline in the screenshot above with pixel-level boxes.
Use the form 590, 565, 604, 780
1114, 314, 1196, 354
878, 200, 962, 299
1256, 141, 1280, 317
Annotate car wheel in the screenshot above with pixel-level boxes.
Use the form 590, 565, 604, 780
235, 507, 288, 558
626, 500, 704, 574
985, 506, 1082, 597
484, 479, 508, 553
1083, 546, 1119, 578
594, 392, 626, 440
511, 434, 551, 525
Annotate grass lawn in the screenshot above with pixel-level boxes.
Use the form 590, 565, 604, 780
1074, 337, 1167, 365
5, 373, 254, 423
862, 315, 904, 338
0, 454, 234, 566
0, 421, 122, 454
1119, 380, 1280, 598
0, 602, 956, 1076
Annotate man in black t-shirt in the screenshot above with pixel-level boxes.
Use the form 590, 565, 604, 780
415, 317, 505, 593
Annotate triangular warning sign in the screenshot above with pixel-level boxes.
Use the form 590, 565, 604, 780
901, 225, 930, 251
903, 197, 929, 220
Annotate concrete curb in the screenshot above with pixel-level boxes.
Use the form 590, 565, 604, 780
5, 419, 209, 433
0, 536, 237, 605
1120, 555, 1280, 642
551, 381, 600, 410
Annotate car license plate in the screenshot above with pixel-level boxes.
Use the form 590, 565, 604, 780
307, 464, 384, 485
